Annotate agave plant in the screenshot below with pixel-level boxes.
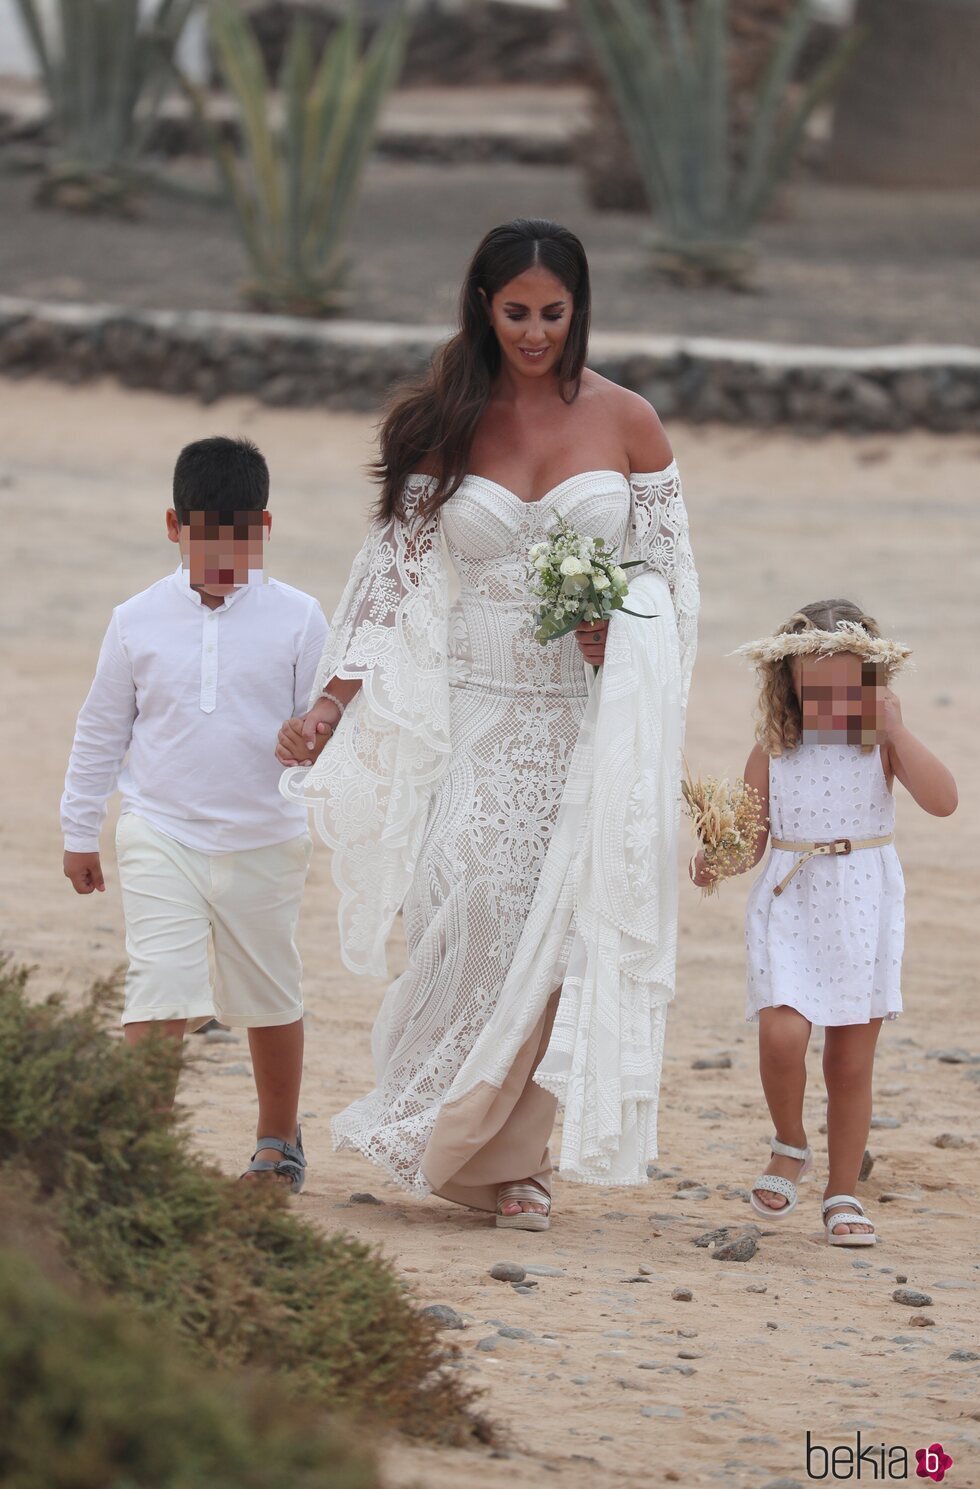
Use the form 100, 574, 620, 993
185, 2, 409, 317
13, 0, 200, 213
575, 0, 862, 284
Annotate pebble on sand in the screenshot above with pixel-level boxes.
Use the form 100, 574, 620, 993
672, 1287, 694, 1301
892, 1288, 933, 1307
909, 1315, 936, 1328
949, 1349, 980, 1361
712, 1233, 759, 1263
349, 1192, 384, 1205
692, 1055, 732, 1069
490, 1262, 526, 1283
859, 1149, 875, 1181
421, 1304, 465, 1330
931, 1132, 970, 1148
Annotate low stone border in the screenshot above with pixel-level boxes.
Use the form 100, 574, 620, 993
1, 295, 977, 431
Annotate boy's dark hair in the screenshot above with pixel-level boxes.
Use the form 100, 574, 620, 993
172, 436, 269, 523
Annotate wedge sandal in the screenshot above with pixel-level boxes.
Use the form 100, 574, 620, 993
496, 1181, 551, 1232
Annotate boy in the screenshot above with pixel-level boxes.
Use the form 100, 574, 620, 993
61, 435, 327, 1191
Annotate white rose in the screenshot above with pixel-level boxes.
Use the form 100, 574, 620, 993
534, 555, 549, 570
611, 566, 627, 585
529, 542, 546, 560
593, 572, 610, 590
560, 556, 584, 576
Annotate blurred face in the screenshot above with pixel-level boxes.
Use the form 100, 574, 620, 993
791, 652, 886, 745
167, 508, 270, 596
480, 266, 572, 380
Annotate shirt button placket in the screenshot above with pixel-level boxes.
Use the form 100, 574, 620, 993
201, 611, 218, 714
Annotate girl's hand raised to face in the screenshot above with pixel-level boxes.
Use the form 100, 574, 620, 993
878, 687, 904, 741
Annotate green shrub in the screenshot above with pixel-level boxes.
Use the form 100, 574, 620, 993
12, 0, 200, 214
180, 2, 410, 315
574, 0, 862, 284
0, 957, 490, 1447
0, 1240, 378, 1489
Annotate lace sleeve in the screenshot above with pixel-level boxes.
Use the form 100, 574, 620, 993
627, 462, 699, 725
280, 475, 453, 978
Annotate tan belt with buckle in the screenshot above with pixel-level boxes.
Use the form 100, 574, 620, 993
769, 834, 894, 897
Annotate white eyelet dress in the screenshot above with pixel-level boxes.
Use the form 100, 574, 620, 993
745, 741, 905, 1027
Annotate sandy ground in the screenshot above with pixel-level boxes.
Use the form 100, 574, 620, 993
2, 380, 979, 1489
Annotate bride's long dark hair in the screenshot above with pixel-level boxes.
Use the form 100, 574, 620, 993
369, 218, 592, 524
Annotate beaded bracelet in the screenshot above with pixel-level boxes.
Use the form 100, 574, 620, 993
321, 688, 347, 720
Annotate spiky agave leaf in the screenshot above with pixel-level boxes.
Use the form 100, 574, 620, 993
576, 0, 858, 282
13, 0, 198, 209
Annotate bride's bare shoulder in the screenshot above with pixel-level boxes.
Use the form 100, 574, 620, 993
582, 372, 674, 472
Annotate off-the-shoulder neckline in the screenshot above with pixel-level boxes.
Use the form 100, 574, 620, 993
406, 462, 678, 508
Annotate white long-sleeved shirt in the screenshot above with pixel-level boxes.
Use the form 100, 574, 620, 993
61, 566, 328, 854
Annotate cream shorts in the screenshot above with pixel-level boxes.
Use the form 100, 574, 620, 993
115, 812, 313, 1028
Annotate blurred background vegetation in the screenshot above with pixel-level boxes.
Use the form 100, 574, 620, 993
2, 0, 978, 332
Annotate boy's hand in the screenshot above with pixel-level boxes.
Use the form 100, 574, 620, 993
64, 851, 105, 894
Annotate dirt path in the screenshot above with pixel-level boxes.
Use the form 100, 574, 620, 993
3, 381, 978, 1488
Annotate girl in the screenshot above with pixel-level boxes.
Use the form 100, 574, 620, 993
691, 600, 956, 1246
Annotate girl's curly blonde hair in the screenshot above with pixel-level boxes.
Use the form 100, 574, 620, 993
750, 599, 885, 757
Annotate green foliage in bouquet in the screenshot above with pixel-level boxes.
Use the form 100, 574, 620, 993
182, 1, 409, 315
574, 0, 862, 285
13, 0, 199, 213
528, 517, 655, 646
0, 956, 492, 1447
0, 1234, 378, 1489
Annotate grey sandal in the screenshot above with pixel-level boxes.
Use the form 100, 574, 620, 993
241, 1126, 307, 1193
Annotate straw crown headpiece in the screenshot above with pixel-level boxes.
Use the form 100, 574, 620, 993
729, 618, 913, 680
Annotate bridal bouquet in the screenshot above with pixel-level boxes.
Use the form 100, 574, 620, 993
527, 518, 655, 659
681, 761, 767, 897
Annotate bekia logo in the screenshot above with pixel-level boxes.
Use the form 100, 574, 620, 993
805, 1431, 954, 1481
915, 1444, 954, 1483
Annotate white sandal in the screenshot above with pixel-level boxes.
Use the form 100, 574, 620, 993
749, 1136, 813, 1218
823, 1193, 877, 1246
496, 1181, 551, 1232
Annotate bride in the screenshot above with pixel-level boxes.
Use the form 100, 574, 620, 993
276, 218, 699, 1230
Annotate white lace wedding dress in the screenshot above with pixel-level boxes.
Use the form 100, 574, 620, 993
281, 465, 698, 1205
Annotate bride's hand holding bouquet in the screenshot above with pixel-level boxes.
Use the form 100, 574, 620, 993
527, 518, 656, 673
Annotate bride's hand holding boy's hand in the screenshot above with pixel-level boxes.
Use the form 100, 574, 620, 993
275, 697, 342, 767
